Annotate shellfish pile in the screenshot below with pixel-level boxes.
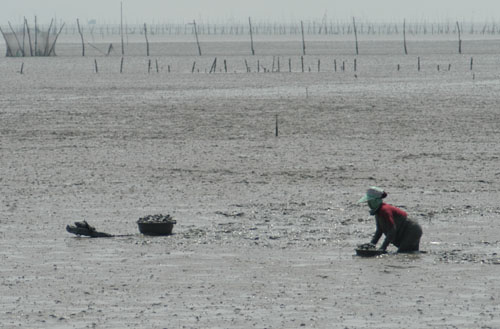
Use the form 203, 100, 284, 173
137, 214, 175, 224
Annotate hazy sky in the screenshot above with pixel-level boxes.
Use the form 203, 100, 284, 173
2, 0, 500, 24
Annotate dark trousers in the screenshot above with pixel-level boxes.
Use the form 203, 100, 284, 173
397, 219, 423, 252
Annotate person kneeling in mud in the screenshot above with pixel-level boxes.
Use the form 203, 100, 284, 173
358, 187, 422, 253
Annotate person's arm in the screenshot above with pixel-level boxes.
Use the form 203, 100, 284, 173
380, 226, 396, 251
370, 220, 382, 245
379, 209, 397, 250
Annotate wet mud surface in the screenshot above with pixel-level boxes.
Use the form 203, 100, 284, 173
1, 38, 500, 328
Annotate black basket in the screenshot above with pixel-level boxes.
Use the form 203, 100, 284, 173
137, 220, 176, 236
355, 248, 386, 257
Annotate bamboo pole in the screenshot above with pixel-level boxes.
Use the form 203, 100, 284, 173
275, 114, 279, 137
34, 16, 38, 56
8, 22, 24, 56
193, 20, 202, 56
76, 18, 85, 56
0, 27, 12, 56
403, 19, 408, 55
22, 19, 26, 56
120, 2, 124, 55
301, 21, 306, 55
107, 43, 113, 56
249, 17, 255, 55
209, 57, 217, 73
353, 17, 359, 55
25, 18, 33, 56
43, 19, 54, 55
47, 22, 65, 56
144, 23, 150, 56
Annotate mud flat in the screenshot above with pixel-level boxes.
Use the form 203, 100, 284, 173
1, 38, 499, 328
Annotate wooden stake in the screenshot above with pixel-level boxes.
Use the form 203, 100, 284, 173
76, 18, 85, 56
289, 58, 291, 72
22, 18, 26, 56
354, 58, 357, 71
193, 20, 202, 56
418, 57, 420, 71
224, 59, 227, 73
249, 17, 255, 55
353, 17, 359, 55
34, 16, 38, 55
20, 62, 24, 74
94, 59, 98, 73
156, 59, 159, 73
8, 21, 24, 56
209, 57, 217, 73
120, 57, 124, 73
144, 23, 150, 57
275, 114, 278, 137
43, 19, 54, 56
192, 61, 196, 73
24, 18, 33, 56
470, 57, 473, 70
301, 21, 306, 55
120, 2, 124, 55
47, 22, 65, 56
403, 19, 408, 55
456, 21, 462, 54
301, 56, 304, 72
148, 59, 151, 73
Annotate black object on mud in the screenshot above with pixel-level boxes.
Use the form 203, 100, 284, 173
355, 243, 387, 257
66, 220, 114, 238
137, 214, 177, 236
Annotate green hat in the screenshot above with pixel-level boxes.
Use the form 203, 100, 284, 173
357, 186, 386, 203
